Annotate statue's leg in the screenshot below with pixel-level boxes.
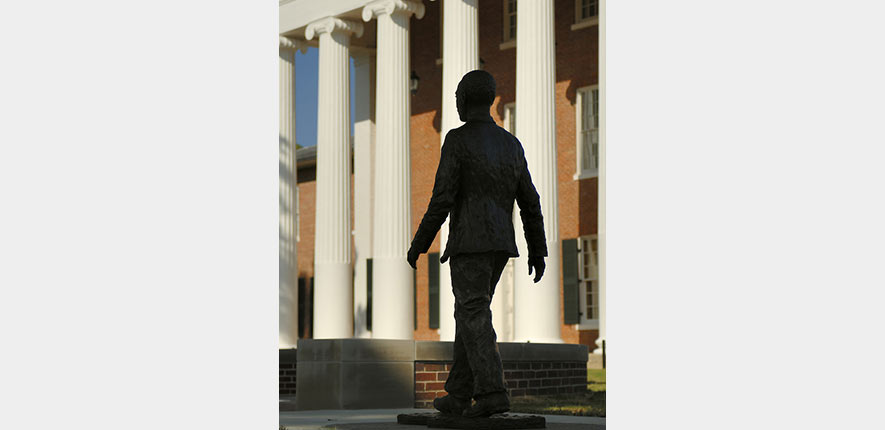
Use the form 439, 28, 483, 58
488, 252, 510, 299
443, 304, 474, 399
449, 252, 507, 398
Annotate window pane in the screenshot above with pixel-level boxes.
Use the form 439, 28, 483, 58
581, 130, 591, 170
583, 90, 592, 129
579, 91, 596, 173
585, 282, 592, 318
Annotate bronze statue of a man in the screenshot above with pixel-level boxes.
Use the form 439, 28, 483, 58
407, 70, 548, 417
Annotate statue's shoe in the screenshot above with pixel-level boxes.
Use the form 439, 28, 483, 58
433, 394, 470, 415
462, 392, 510, 418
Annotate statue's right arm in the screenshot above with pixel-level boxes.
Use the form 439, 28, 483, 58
410, 132, 461, 254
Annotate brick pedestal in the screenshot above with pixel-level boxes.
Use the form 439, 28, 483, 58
281, 340, 588, 410
279, 348, 298, 396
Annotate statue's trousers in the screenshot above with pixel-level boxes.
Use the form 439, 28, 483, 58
443, 251, 510, 398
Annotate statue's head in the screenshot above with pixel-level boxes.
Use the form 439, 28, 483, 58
456, 70, 496, 121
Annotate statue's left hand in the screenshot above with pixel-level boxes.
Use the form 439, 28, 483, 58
407, 246, 420, 269
528, 256, 546, 283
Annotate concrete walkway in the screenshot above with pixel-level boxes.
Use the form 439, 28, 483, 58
280, 408, 605, 429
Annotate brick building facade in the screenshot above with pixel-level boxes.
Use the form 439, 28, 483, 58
292, 0, 600, 350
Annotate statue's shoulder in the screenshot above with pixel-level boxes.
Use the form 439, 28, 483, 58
497, 126, 522, 149
445, 124, 467, 139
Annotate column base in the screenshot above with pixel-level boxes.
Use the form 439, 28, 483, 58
512, 245, 563, 344
371, 256, 414, 340
313, 261, 354, 339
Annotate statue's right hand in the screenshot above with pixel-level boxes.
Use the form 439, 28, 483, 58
527, 256, 546, 283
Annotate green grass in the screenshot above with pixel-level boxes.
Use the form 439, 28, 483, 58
509, 369, 606, 417
587, 368, 606, 392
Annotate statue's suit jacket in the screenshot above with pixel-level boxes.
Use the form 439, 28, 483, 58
411, 111, 548, 263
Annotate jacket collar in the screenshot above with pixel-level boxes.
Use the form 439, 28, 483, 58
462, 108, 494, 123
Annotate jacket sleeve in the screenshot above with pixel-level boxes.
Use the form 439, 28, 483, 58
410, 131, 461, 254
515, 146, 548, 259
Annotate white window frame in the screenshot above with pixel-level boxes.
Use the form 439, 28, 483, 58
503, 102, 516, 134
572, 0, 599, 31
577, 234, 599, 329
574, 85, 600, 179
500, 0, 517, 50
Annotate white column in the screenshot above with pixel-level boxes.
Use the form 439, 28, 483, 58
305, 17, 364, 339
438, 0, 479, 342
352, 51, 376, 338
362, 0, 424, 340
279, 36, 306, 349
594, 0, 606, 355
513, 0, 563, 344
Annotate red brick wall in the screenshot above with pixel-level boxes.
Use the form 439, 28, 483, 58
553, 0, 598, 344
295, 173, 316, 279
503, 360, 588, 398
296, 0, 598, 348
414, 362, 451, 408
410, 0, 443, 340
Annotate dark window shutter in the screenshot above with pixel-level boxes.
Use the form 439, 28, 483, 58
413, 269, 417, 330
562, 239, 580, 324
428, 252, 440, 329
307, 276, 314, 339
298, 277, 307, 339
366, 259, 373, 332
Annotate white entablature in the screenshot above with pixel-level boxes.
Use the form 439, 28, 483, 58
281, 0, 379, 36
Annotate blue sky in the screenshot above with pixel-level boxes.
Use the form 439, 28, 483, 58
295, 47, 356, 148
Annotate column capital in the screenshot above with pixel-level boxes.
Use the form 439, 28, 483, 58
362, 0, 425, 22
305, 16, 364, 40
280, 36, 308, 53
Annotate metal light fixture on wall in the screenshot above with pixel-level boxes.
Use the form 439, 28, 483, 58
410, 70, 420, 94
